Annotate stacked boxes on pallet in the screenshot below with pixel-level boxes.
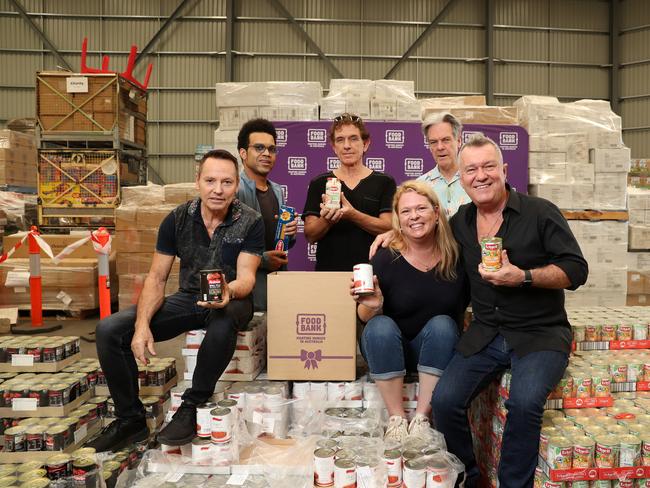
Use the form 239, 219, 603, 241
0, 130, 37, 189
35, 71, 148, 226
0, 232, 116, 313
114, 184, 193, 310
516, 96, 631, 307
420, 95, 519, 125
214, 81, 322, 158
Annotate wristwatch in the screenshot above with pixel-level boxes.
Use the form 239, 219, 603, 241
521, 269, 533, 288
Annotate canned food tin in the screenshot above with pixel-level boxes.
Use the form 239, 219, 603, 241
17, 461, 44, 474
314, 447, 335, 487
47, 384, 67, 406
602, 324, 617, 341
196, 402, 216, 438
572, 435, 595, 468
619, 434, 641, 467
426, 456, 450, 487
585, 324, 601, 342
26, 424, 45, 451
595, 435, 620, 468
634, 323, 648, 341
547, 436, 572, 469
200, 269, 224, 302
45, 424, 68, 451
402, 458, 426, 488
210, 407, 232, 443
20, 478, 51, 488
325, 177, 341, 210
146, 366, 166, 387
335, 448, 355, 461
72, 456, 97, 485
46, 453, 72, 479
617, 324, 633, 341
610, 363, 629, 383
4, 425, 26, 452
333, 458, 356, 488
191, 437, 213, 462
18, 468, 47, 482
383, 449, 402, 487
480, 237, 502, 271
316, 438, 338, 450
352, 264, 374, 296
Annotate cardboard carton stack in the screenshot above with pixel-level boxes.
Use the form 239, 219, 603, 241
566, 220, 628, 307
320, 79, 420, 121
0, 129, 37, 188
517, 97, 631, 307
0, 233, 116, 311
627, 252, 650, 306
420, 95, 519, 125
214, 81, 321, 155
518, 96, 627, 211
630, 159, 650, 190
115, 184, 192, 310
0, 191, 36, 252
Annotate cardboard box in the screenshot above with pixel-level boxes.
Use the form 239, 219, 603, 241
627, 294, 650, 306
114, 229, 158, 253
630, 225, 650, 251
590, 147, 631, 173
267, 272, 356, 381
628, 271, 649, 295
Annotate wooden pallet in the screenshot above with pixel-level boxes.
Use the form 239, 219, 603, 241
562, 210, 628, 221
18, 307, 100, 319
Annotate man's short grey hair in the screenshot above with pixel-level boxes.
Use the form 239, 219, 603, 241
458, 133, 504, 165
421, 112, 463, 140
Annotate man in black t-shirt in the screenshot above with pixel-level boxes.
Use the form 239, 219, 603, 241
303, 113, 396, 271
88, 150, 263, 452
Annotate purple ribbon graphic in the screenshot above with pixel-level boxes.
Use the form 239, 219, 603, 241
300, 349, 322, 369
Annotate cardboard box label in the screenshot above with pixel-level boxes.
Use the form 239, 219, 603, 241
296, 314, 326, 336
11, 354, 33, 367
12, 398, 37, 411
74, 424, 87, 444
66, 77, 88, 93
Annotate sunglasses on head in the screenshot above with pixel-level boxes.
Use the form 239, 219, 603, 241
334, 113, 362, 123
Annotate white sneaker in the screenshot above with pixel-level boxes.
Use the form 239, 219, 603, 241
407, 413, 431, 440
384, 415, 408, 444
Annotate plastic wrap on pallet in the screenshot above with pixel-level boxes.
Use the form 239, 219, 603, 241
320, 79, 374, 119
215, 82, 322, 109
0, 192, 36, 234
163, 183, 197, 205
419, 95, 488, 108
422, 105, 519, 126
121, 184, 165, 206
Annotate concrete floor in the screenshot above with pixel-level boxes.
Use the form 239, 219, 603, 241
13, 313, 187, 373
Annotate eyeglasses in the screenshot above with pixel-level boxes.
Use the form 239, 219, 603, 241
334, 113, 362, 123
248, 144, 278, 155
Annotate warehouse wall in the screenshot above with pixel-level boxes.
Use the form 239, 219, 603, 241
0, 0, 638, 184
620, 0, 650, 158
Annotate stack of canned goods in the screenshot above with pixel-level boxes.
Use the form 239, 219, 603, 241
568, 307, 650, 343
226, 381, 291, 439
64, 357, 177, 388
574, 350, 650, 384
0, 336, 80, 363
0, 371, 94, 407
0, 459, 51, 487
2, 412, 101, 452
313, 435, 460, 488
292, 380, 365, 402
105, 395, 164, 420
178, 398, 241, 465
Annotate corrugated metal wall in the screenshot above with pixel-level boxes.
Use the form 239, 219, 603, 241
620, 0, 650, 158
0, 0, 643, 183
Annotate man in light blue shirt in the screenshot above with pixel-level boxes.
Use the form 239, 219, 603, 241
417, 113, 470, 217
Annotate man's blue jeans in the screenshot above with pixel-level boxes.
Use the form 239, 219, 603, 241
360, 314, 459, 379
431, 334, 568, 488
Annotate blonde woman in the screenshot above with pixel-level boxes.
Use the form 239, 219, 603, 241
351, 180, 469, 443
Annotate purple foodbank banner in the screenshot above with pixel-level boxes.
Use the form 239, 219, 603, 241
268, 121, 528, 271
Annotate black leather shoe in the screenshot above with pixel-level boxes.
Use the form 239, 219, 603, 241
157, 403, 197, 446
86, 417, 148, 452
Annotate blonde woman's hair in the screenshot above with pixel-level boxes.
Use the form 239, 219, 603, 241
389, 180, 459, 281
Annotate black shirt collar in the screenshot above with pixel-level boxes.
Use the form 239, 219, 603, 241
465, 183, 519, 224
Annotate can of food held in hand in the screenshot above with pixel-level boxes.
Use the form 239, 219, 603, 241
200, 269, 223, 302
481, 237, 502, 271
274, 205, 296, 252
352, 264, 374, 296
325, 177, 342, 210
